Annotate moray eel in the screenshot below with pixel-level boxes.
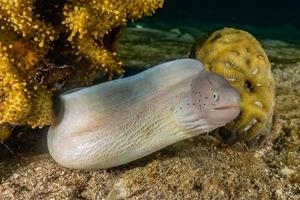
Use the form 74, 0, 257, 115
47, 59, 240, 169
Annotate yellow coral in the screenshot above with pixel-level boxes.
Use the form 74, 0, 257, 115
63, 0, 163, 40
0, 0, 164, 141
0, 49, 53, 128
0, 51, 31, 124
62, 0, 164, 80
0, 123, 11, 141
0, 0, 57, 49
191, 28, 275, 141
76, 37, 124, 80
24, 87, 54, 128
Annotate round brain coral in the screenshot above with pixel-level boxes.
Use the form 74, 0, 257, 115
191, 28, 275, 145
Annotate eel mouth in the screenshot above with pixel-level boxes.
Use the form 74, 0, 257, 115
213, 105, 240, 110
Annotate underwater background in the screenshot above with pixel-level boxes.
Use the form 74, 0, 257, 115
144, 0, 300, 41
155, 0, 300, 28
123, 0, 300, 75
0, 0, 299, 199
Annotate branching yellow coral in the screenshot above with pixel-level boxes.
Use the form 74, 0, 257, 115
77, 37, 124, 80
0, 51, 31, 124
24, 87, 54, 128
0, 0, 58, 48
0, 49, 53, 128
62, 0, 163, 80
63, 0, 163, 40
0, 0, 164, 141
191, 28, 275, 142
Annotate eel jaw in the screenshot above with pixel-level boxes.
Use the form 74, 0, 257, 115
206, 104, 241, 128
213, 105, 240, 111
214, 105, 241, 120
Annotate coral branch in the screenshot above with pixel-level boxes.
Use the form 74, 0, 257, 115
0, 0, 164, 141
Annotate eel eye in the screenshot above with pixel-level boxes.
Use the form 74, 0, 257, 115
213, 92, 219, 102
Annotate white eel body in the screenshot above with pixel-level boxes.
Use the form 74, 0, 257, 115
47, 59, 240, 169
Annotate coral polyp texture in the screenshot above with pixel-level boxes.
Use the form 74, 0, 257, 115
0, 0, 164, 141
62, 0, 164, 80
0, 47, 54, 128
191, 28, 275, 143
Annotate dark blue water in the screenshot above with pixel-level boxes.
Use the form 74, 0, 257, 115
136, 0, 300, 43
156, 0, 300, 28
